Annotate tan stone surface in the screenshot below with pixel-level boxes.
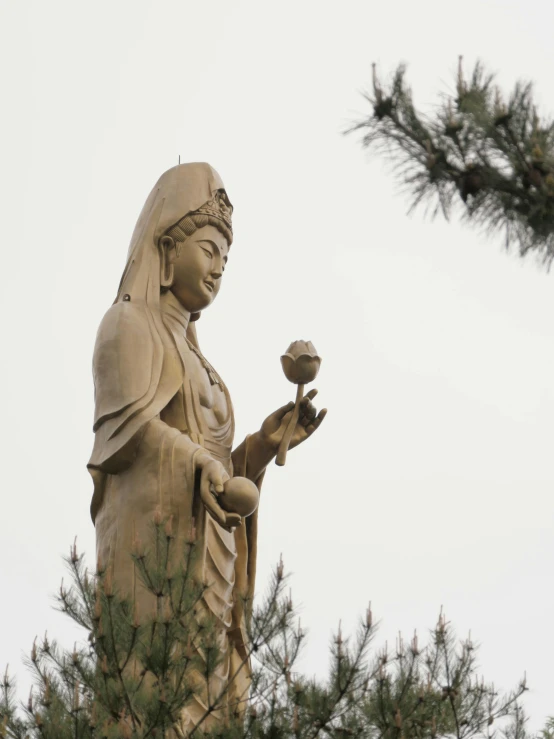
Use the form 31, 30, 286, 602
88, 163, 326, 731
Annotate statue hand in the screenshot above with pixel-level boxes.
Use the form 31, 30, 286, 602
260, 389, 327, 453
197, 455, 241, 531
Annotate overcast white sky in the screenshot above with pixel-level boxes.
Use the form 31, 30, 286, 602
0, 0, 552, 730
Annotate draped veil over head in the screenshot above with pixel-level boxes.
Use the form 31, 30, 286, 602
89, 163, 233, 478
116, 162, 231, 306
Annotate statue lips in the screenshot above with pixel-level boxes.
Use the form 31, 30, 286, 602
203, 279, 215, 293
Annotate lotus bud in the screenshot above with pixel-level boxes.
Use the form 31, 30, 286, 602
280, 340, 321, 385
277, 340, 322, 466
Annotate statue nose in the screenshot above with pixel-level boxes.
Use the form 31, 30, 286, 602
211, 251, 224, 280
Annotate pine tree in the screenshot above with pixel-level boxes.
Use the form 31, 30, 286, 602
347, 58, 554, 264
0, 520, 535, 737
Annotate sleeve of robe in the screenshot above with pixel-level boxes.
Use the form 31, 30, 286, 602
88, 300, 200, 522
228, 437, 267, 660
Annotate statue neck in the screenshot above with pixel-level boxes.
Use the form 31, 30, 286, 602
160, 290, 191, 334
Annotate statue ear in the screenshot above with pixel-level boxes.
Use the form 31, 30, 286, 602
159, 236, 175, 289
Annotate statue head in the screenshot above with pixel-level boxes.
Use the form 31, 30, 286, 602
159, 189, 233, 315
115, 163, 233, 323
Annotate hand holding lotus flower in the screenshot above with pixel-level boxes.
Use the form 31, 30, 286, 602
259, 388, 325, 460
274, 341, 324, 466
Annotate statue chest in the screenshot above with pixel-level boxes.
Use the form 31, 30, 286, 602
160, 338, 233, 445
188, 350, 229, 424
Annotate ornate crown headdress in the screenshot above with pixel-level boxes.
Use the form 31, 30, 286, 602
194, 190, 233, 234
167, 189, 233, 247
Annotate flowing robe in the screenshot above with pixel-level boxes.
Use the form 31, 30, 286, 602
88, 290, 259, 731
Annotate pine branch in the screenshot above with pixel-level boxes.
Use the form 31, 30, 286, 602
0, 531, 538, 738
347, 58, 554, 265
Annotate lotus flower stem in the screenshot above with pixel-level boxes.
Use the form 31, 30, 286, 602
276, 383, 304, 466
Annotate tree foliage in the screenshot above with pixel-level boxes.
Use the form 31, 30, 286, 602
348, 58, 554, 264
0, 521, 535, 737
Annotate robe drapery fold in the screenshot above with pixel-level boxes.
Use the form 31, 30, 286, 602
88, 164, 260, 730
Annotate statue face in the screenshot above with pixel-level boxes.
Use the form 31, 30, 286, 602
169, 224, 229, 313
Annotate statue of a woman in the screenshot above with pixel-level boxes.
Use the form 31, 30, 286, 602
87, 163, 325, 731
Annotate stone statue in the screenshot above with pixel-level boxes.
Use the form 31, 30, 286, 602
87, 163, 326, 732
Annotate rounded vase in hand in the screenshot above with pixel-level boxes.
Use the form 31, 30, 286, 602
218, 477, 260, 518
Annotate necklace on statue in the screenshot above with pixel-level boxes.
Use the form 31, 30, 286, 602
185, 337, 223, 388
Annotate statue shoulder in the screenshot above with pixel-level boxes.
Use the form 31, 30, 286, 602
92, 301, 156, 432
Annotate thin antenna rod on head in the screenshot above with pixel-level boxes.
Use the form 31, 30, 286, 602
178, 154, 181, 165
